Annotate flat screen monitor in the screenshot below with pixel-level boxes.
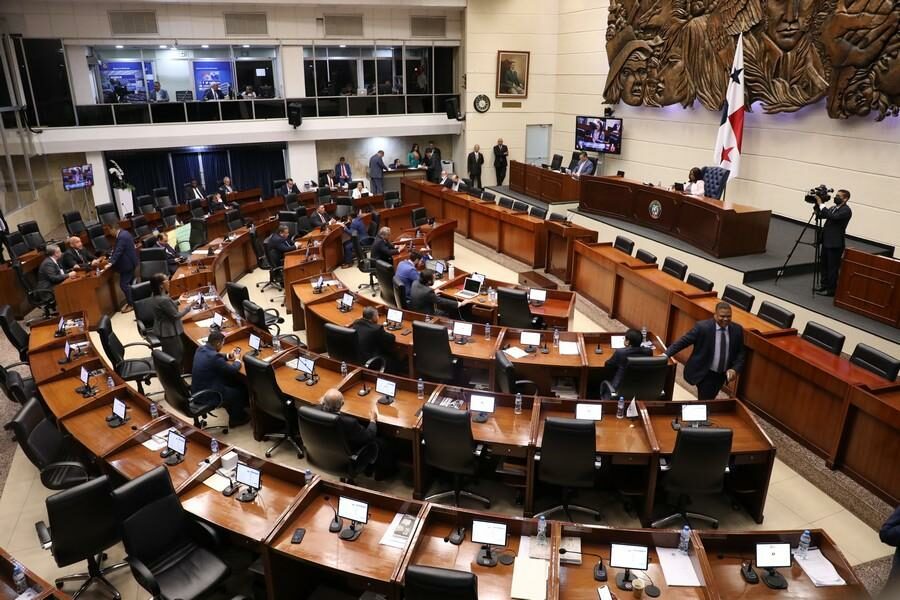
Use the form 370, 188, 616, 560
249, 334, 261, 351
62, 164, 95, 191
294, 356, 315, 374
112, 398, 127, 420
520, 331, 541, 347
682, 404, 708, 423
610, 543, 649, 571
314, 275, 324, 289
574, 116, 623, 155
453, 322, 473, 338
386, 309, 403, 325
375, 377, 397, 399
470, 273, 486, 284
338, 496, 369, 524
341, 293, 354, 309
213, 313, 224, 327
469, 394, 495, 414
64, 340, 71, 359
756, 543, 791, 568
528, 289, 547, 302
57, 316, 65, 332
576, 403, 603, 421
235, 462, 261, 490
80, 366, 90, 385
166, 430, 186, 455
463, 278, 482, 294
471, 520, 507, 547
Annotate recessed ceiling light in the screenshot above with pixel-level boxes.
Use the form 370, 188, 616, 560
115, 45, 124, 49
201, 44, 209, 49
339, 44, 346, 48
242, 44, 250, 48
159, 44, 167, 49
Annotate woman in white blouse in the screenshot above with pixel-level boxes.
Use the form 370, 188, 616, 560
685, 167, 705, 196
351, 181, 370, 199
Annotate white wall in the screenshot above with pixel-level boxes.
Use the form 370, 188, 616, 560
285, 140, 318, 183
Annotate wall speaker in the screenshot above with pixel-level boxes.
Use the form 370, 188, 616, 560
288, 103, 303, 128
444, 97, 460, 120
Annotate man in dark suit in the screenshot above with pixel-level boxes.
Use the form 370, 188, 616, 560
493, 138, 509, 186
814, 189, 852, 297
203, 82, 226, 101
108, 224, 139, 312
186, 179, 206, 201
604, 328, 652, 391
156, 232, 183, 275
191, 330, 250, 427
264, 225, 297, 267
467, 144, 484, 190
61, 236, 99, 271
425, 147, 442, 183
368, 150, 388, 195
438, 170, 451, 186
335, 157, 352, 187
309, 204, 332, 229
352, 306, 401, 371
320, 388, 394, 479
279, 178, 301, 197
371, 227, 399, 263
665, 302, 745, 400
880, 504, 900, 598
320, 170, 338, 190
218, 176, 234, 198
409, 269, 439, 314
37, 244, 75, 290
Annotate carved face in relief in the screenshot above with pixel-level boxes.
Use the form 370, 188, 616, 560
689, 0, 708, 18
765, 0, 817, 52
656, 45, 689, 105
621, 52, 652, 105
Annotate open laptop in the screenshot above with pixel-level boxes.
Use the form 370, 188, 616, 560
455, 277, 482, 299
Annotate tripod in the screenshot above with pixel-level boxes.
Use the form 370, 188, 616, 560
775, 209, 823, 294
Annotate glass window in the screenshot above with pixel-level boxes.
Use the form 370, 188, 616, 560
144, 48, 192, 102
405, 46, 432, 94
93, 47, 148, 103
233, 46, 277, 98
303, 47, 316, 97
434, 47, 455, 94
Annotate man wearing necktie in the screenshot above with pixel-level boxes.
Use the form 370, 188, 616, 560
37, 244, 76, 290
665, 301, 745, 400
493, 138, 509, 186
218, 176, 234, 199
467, 144, 484, 190
335, 157, 352, 187
188, 179, 206, 201
573, 152, 593, 177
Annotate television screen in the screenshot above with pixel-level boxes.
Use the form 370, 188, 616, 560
575, 116, 623, 154
62, 164, 94, 191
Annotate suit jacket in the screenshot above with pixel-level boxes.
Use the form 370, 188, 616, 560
187, 185, 206, 200
467, 151, 484, 176
573, 159, 593, 175
333, 411, 376, 452
204, 88, 225, 101
109, 230, 138, 274
60, 247, 92, 271
191, 344, 243, 396
409, 280, 438, 314
352, 318, 396, 362
666, 319, 745, 385
371, 237, 398, 263
427, 149, 442, 182
218, 184, 234, 198
320, 173, 337, 189
814, 202, 852, 249
605, 346, 653, 390
369, 154, 388, 180
309, 211, 330, 229
438, 176, 451, 186
265, 233, 295, 266
149, 89, 169, 102
148, 295, 190, 338
493, 144, 509, 167
279, 183, 301, 196
37, 257, 67, 290
396, 260, 419, 299
880, 504, 900, 591
335, 162, 353, 182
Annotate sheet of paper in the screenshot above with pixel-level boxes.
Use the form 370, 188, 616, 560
504, 347, 528, 359
196, 337, 209, 345
511, 555, 548, 600
191, 250, 208, 255
195, 318, 216, 328
655, 547, 701, 586
611, 336, 626, 349
597, 586, 613, 600
378, 513, 418, 549
559, 341, 579, 355
795, 549, 847, 587
202, 472, 231, 492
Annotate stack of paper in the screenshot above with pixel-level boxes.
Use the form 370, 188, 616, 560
379, 513, 418, 549
611, 336, 626, 349
795, 549, 847, 587
504, 347, 528, 359
510, 555, 548, 600
656, 547, 701, 586
559, 341, 579, 356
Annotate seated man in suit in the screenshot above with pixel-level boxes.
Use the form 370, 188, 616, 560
352, 306, 402, 373
604, 328, 652, 392
156, 232, 184, 275
438, 170, 451, 186
264, 225, 298, 267
396, 251, 426, 299
320, 169, 338, 190
319, 388, 395, 480
207, 191, 227, 213
409, 268, 439, 314
665, 301, 745, 400
37, 244, 76, 289
449, 174, 462, 191
370, 227, 399, 263
61, 236, 100, 271
279, 178, 301, 196
340, 209, 371, 265
187, 179, 206, 201
309, 204, 333, 229
218, 176, 235, 198
334, 156, 352, 187
191, 330, 250, 427
572, 152, 594, 177
203, 82, 226, 101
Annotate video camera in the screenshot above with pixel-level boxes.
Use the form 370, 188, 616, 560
804, 185, 833, 204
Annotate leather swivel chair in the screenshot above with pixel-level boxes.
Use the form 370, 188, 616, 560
413, 321, 463, 384
494, 351, 538, 395
548, 212, 567, 222
297, 405, 377, 484
411, 207, 428, 228
242, 299, 283, 336
63, 211, 89, 236
18, 220, 46, 250
131, 215, 151, 238
188, 199, 205, 219
0, 304, 30, 360
756, 301, 795, 329
686, 273, 714, 292
252, 232, 283, 292
136, 195, 157, 215
139, 247, 168, 280
151, 350, 226, 433
651, 427, 733, 528
599, 356, 669, 400
613, 235, 634, 255
13, 261, 56, 320
95, 203, 120, 226
498, 197, 513, 209
801, 321, 845, 355
324, 323, 385, 371
278, 211, 298, 237
97, 315, 156, 394
375, 260, 396, 305
131, 284, 161, 348
849, 343, 899, 381
0, 360, 36, 406
701, 166, 729, 199
420, 403, 490, 508
284, 193, 300, 212
159, 206, 177, 227
392, 277, 409, 310
352, 233, 379, 294
404, 565, 478, 600
497, 288, 544, 329
635, 249, 657, 264
661, 257, 688, 281
87, 224, 110, 255
721, 284, 755, 312
152, 187, 169, 199
6, 232, 31, 259
530, 206, 548, 219
243, 354, 304, 459
189, 218, 208, 251
224, 209, 243, 232
481, 191, 496, 202
534, 417, 602, 521
112, 466, 230, 600
155, 195, 173, 210
10, 398, 91, 490
226, 282, 250, 319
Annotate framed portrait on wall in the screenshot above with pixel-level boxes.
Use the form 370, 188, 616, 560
496, 51, 530, 99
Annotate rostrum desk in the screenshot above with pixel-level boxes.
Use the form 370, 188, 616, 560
509, 160, 582, 204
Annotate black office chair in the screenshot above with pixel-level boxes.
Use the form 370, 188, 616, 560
0, 360, 36, 406
151, 350, 226, 433
207, 195, 225, 214
139, 247, 168, 280
404, 565, 478, 600
152, 186, 169, 199
10, 398, 91, 490
96, 315, 155, 394
252, 233, 283, 293
411, 207, 428, 228
721, 284, 754, 312
599, 356, 669, 400
352, 233, 378, 295
6, 231, 32, 259
35, 476, 128, 599
0, 304, 30, 361
132, 286, 161, 349
85, 224, 110, 256
530, 206, 548, 219
189, 218, 208, 250
155, 195, 174, 210
481, 191, 496, 203
334, 204, 353, 219
801, 321, 845, 355
497, 288, 544, 329
420, 403, 490, 508
534, 417, 602, 521
226, 282, 249, 319
224, 209, 243, 232
188, 199, 206, 219
278, 210, 299, 237
850, 344, 900, 381
635, 249, 657, 264
95, 203, 120, 226
159, 206, 177, 227
131, 280, 153, 304
131, 215, 152, 238
243, 354, 304, 459
242, 299, 283, 336
413, 321, 463, 384
284, 193, 300, 212
651, 427, 733, 528
384, 196, 401, 209
686, 273, 714, 292
498, 197, 513, 209
756, 301, 795, 329
384, 190, 400, 204
392, 277, 409, 310
13, 261, 56, 320
272, 179, 286, 193
112, 466, 230, 600
548, 212, 567, 222
136, 195, 157, 215
613, 235, 634, 255
661, 257, 688, 281
297, 405, 378, 484
494, 351, 538, 395
323, 323, 386, 371
63, 211, 89, 236
18, 220, 47, 250
375, 260, 396, 305
511, 200, 529, 212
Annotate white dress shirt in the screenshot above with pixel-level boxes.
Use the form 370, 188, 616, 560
685, 180, 705, 196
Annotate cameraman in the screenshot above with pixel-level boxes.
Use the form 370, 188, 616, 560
814, 189, 852, 297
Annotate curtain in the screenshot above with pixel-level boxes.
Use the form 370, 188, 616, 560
229, 145, 286, 198
171, 152, 201, 201
106, 150, 172, 203
200, 151, 229, 193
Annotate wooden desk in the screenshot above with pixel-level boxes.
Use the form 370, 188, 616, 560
393, 219, 457, 262
510, 161, 581, 204
60, 386, 158, 458
469, 201, 548, 268
0, 546, 68, 600
835, 248, 900, 328
0, 250, 42, 318
224, 187, 263, 205
288, 274, 346, 330
571, 242, 650, 314
579, 176, 770, 258
54, 267, 123, 326
544, 220, 598, 284
383, 166, 427, 194
26, 313, 87, 353
497, 328, 588, 396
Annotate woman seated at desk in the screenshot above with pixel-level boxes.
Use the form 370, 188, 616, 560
684, 167, 705, 196
351, 181, 371, 199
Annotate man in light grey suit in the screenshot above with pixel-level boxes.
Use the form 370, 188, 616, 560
573, 152, 594, 177
368, 150, 388, 195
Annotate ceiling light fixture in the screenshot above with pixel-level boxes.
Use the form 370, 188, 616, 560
115, 45, 124, 49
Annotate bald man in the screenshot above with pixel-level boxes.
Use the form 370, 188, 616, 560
320, 388, 395, 480
61, 236, 99, 271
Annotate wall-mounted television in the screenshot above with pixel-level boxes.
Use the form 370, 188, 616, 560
62, 164, 94, 191
575, 116, 623, 154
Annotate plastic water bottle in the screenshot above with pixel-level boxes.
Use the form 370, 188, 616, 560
208, 283, 215, 296
273, 336, 282, 352
12, 562, 27, 594
304, 468, 313, 483
641, 326, 648, 343
484, 323, 491, 340
488, 286, 495, 302
424, 314, 432, 323
537, 515, 548, 546
448, 263, 455, 279
514, 393, 523, 415
553, 327, 560, 348
417, 378, 425, 399
616, 395, 625, 419
679, 525, 691, 554
210, 437, 219, 455
149, 402, 159, 419
797, 529, 811, 560
235, 314, 243, 328
340, 361, 348, 376
107, 375, 115, 389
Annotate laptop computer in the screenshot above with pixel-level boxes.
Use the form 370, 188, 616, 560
455, 277, 482, 299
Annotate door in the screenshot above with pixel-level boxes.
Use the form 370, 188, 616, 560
525, 124, 551, 166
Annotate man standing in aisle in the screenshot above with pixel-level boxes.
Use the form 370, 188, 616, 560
814, 189, 852, 297
368, 150, 388, 195
493, 138, 509, 186
108, 223, 139, 313
467, 144, 484, 190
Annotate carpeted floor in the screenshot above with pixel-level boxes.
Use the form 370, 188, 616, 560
0, 325, 26, 499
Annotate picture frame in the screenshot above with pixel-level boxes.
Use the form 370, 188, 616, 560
496, 51, 530, 99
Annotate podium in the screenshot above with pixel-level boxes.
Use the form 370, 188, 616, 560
835, 248, 900, 327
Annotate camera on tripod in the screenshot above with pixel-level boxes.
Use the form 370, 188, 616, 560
804, 185, 833, 204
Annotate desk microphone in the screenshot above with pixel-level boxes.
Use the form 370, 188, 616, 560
444, 525, 465, 545
559, 548, 608, 582
324, 496, 342, 533
594, 344, 603, 355
540, 340, 550, 354
358, 381, 371, 397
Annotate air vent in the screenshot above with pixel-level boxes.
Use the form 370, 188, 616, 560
108, 11, 158, 36
224, 12, 268, 36
323, 15, 363, 37
411, 16, 446, 38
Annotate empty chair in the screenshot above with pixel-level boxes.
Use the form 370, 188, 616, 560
661, 257, 688, 281
510, 200, 528, 212
635, 249, 657, 264
131, 215, 151, 238
253, 232, 283, 292
131, 284, 161, 348
243, 354, 304, 458
404, 565, 478, 600
242, 299, 283, 336
651, 427, 733, 528
297, 405, 377, 484
420, 403, 490, 508
224, 209, 243, 232
721, 284, 755, 312
152, 186, 169, 199
85, 224, 109, 256
296, 215, 313, 237
35, 476, 128, 599
756, 301, 795, 329
96, 315, 155, 394
600, 356, 670, 400
375, 260, 396, 305
686, 273, 714, 292
335, 204, 353, 219
112, 467, 230, 600
151, 350, 225, 432
1, 361, 36, 406
188, 199, 205, 218
136, 195, 156, 215
548, 212, 567, 222
801, 321, 845, 355
155, 195, 173, 209
411, 207, 428, 227
63, 211, 89, 236
494, 351, 538, 395
139, 247, 168, 280
10, 398, 91, 490
272, 178, 286, 193
159, 205, 177, 227
497, 288, 544, 329
17, 220, 46, 250
189, 218, 208, 250
413, 321, 463, 384
392, 277, 409, 311
324, 323, 385, 370
849, 343, 900, 381
283, 193, 300, 212
353, 234, 378, 294
613, 235, 634, 255
498, 197, 513, 209
226, 281, 250, 319
481, 191, 496, 202
530, 206, 548, 219
0, 304, 30, 361
95, 203, 120, 226
534, 417, 602, 521
5, 232, 31, 259
384, 190, 400, 203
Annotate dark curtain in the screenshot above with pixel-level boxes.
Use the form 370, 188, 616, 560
230, 145, 286, 198
106, 151, 172, 203
201, 151, 230, 193
171, 152, 201, 202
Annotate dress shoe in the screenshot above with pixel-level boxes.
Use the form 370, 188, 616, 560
228, 413, 251, 427
816, 289, 835, 297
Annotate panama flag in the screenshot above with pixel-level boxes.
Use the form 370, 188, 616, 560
713, 34, 745, 178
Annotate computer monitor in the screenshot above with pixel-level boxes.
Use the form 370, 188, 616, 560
295, 356, 315, 374
213, 313, 224, 327
470, 273, 486, 284
249, 333, 261, 352
386, 308, 403, 327
112, 398, 126, 420
574, 116, 623, 155
463, 278, 482, 294
471, 520, 507, 546
470, 394, 495, 424
520, 331, 541, 348
340, 293, 354, 309
576, 403, 603, 421
166, 430, 186, 456
528, 289, 547, 303
63, 340, 71, 360
314, 275, 324, 289
610, 543, 649, 571
453, 322, 473, 339
57, 316, 65, 333
756, 543, 791, 569
235, 462, 261, 491
375, 377, 396, 402
681, 404, 707, 425
338, 496, 369, 524
433, 261, 446, 276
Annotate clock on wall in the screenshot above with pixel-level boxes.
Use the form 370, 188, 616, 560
474, 95, 491, 113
